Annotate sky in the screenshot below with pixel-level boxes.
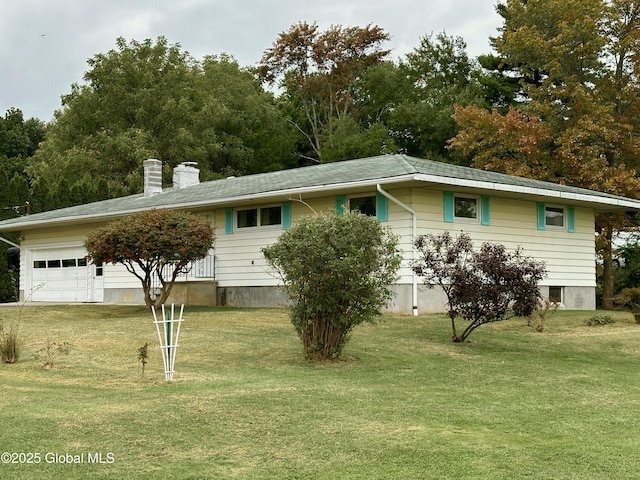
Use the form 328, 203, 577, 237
0, 0, 502, 123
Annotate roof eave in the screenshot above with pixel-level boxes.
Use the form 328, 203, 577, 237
0, 175, 416, 232
413, 174, 640, 211
2, 171, 639, 233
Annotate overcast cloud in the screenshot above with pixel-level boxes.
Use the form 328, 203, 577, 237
0, 0, 502, 122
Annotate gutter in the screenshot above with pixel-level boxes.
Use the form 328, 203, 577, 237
3, 170, 640, 233
0, 236, 19, 248
0, 176, 419, 232
376, 184, 419, 316
412, 173, 640, 209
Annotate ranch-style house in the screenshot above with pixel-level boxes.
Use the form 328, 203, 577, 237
1, 154, 640, 314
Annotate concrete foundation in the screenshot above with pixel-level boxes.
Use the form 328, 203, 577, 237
101, 282, 596, 314
103, 281, 217, 306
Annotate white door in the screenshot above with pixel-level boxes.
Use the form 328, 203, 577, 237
87, 262, 104, 303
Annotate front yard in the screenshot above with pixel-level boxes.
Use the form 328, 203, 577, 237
0, 305, 638, 479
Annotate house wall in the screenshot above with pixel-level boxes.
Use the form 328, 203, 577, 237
16, 185, 597, 313
214, 186, 597, 313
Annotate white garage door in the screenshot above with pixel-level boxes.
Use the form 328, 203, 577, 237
30, 248, 95, 302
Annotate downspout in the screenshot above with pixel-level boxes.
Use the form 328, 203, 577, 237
376, 184, 419, 316
0, 236, 19, 248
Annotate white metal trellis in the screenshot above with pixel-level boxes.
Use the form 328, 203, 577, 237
151, 304, 184, 381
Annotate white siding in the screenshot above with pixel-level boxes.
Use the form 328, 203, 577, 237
214, 188, 419, 288
412, 187, 596, 287
16, 185, 598, 306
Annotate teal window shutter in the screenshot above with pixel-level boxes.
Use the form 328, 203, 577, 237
567, 206, 575, 233
536, 203, 546, 230
443, 192, 454, 223
481, 196, 490, 226
281, 201, 292, 230
335, 195, 346, 215
225, 207, 234, 234
376, 192, 388, 222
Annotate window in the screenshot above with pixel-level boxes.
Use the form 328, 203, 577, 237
47, 260, 61, 268
349, 196, 376, 217
260, 206, 282, 226
548, 286, 563, 303
33, 260, 47, 269
237, 208, 258, 228
78, 258, 88, 267
62, 259, 77, 267
237, 205, 282, 229
454, 196, 478, 220
444, 192, 490, 225
545, 206, 564, 227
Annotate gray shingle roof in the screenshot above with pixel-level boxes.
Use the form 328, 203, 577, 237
1, 154, 639, 231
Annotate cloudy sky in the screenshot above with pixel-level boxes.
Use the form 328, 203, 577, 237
1, 0, 502, 122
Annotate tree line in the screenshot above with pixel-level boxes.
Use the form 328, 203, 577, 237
2, 0, 640, 305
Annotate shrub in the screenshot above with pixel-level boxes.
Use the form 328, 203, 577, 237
585, 315, 616, 326
34, 338, 70, 368
527, 299, 560, 332
137, 342, 149, 377
413, 231, 547, 342
0, 320, 23, 364
263, 211, 401, 360
613, 287, 640, 324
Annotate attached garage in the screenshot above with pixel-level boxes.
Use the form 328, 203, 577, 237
30, 247, 103, 302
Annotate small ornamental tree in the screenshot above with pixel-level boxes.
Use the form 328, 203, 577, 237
262, 211, 401, 360
413, 231, 546, 342
84, 209, 214, 308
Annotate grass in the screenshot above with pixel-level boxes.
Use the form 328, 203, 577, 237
0, 305, 639, 479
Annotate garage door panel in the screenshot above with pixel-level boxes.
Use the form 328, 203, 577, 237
30, 248, 90, 302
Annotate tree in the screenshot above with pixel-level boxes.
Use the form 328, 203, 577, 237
0, 108, 44, 303
29, 37, 296, 205
388, 32, 485, 163
413, 231, 546, 342
256, 22, 392, 163
262, 211, 401, 360
84, 209, 214, 308
449, 0, 640, 309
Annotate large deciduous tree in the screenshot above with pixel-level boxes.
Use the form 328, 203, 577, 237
262, 212, 401, 360
448, 0, 640, 309
84, 209, 214, 308
256, 22, 393, 163
387, 32, 485, 163
29, 37, 296, 205
413, 231, 546, 342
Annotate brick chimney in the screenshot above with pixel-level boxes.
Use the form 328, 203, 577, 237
173, 162, 200, 190
143, 159, 163, 197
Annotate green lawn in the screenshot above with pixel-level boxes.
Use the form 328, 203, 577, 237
0, 305, 639, 479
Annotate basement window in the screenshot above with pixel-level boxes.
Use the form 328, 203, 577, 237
549, 286, 563, 303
